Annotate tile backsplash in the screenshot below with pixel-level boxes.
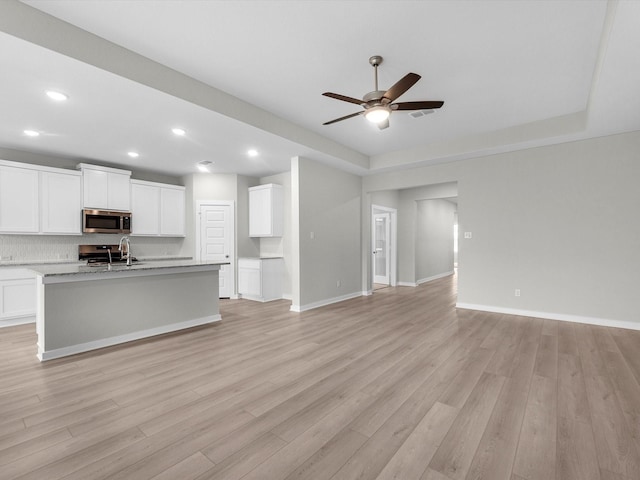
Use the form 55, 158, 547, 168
0, 234, 185, 264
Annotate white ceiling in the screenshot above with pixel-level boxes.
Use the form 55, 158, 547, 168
0, 0, 638, 178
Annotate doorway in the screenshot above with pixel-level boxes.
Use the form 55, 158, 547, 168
372, 205, 397, 288
196, 201, 235, 298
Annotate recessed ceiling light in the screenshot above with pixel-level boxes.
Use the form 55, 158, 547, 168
197, 160, 213, 172
247, 149, 258, 157
127, 151, 139, 158
172, 128, 186, 136
24, 129, 40, 137
46, 90, 68, 101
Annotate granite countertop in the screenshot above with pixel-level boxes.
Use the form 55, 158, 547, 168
29, 259, 229, 277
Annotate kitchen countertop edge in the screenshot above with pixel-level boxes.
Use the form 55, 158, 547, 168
29, 259, 229, 277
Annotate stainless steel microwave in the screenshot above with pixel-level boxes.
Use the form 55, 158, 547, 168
82, 209, 131, 234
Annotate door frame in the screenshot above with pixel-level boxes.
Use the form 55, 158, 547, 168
373, 212, 391, 285
371, 204, 397, 287
195, 200, 236, 299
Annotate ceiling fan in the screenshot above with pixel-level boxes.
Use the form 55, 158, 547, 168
322, 55, 444, 130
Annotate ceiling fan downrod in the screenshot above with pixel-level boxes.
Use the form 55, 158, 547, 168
369, 55, 383, 92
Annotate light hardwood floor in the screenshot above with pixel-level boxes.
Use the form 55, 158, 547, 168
2, 274, 640, 479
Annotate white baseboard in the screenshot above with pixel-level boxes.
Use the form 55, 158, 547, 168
455, 303, 640, 332
290, 291, 363, 313
363, 290, 373, 296
417, 271, 455, 285
38, 314, 222, 361
282, 293, 293, 301
0, 314, 36, 328
398, 281, 417, 287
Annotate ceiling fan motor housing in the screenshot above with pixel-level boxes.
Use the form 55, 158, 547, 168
363, 90, 386, 105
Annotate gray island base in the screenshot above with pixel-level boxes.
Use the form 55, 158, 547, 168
32, 261, 224, 361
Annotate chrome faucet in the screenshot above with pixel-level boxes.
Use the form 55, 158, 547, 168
118, 236, 132, 266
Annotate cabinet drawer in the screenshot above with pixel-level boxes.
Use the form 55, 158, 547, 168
238, 259, 261, 270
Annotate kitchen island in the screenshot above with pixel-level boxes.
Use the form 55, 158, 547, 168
31, 260, 226, 361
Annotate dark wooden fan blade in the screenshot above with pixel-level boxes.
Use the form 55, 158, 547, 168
322, 92, 365, 105
382, 73, 421, 102
391, 101, 444, 110
322, 111, 363, 125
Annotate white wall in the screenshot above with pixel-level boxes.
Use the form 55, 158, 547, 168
415, 199, 455, 283
364, 130, 640, 328
181, 172, 260, 260
370, 190, 400, 210
396, 183, 458, 286
292, 157, 362, 311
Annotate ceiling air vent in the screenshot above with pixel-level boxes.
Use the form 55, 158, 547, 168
408, 109, 435, 119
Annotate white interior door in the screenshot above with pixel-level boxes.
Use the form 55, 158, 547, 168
373, 212, 391, 285
199, 203, 234, 298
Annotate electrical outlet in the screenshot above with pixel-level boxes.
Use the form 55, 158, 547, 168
464, 232, 472, 239
337, 280, 341, 288
515, 289, 521, 297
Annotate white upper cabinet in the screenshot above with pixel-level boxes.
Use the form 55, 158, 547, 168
0, 164, 39, 233
78, 163, 131, 211
249, 183, 283, 237
130, 181, 160, 235
160, 186, 185, 236
0, 160, 82, 235
131, 180, 185, 237
40, 170, 82, 234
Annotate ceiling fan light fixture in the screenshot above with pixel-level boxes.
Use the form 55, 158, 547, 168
46, 90, 68, 101
197, 160, 212, 172
365, 106, 391, 124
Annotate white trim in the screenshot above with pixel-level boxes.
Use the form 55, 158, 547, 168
0, 159, 82, 176
0, 315, 36, 328
37, 314, 221, 361
290, 291, 363, 313
398, 281, 418, 287
417, 271, 455, 285
371, 204, 398, 287
77, 162, 131, 175
362, 290, 373, 296
455, 303, 640, 331
282, 293, 293, 301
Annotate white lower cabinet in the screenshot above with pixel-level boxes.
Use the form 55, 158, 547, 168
0, 269, 36, 327
238, 257, 283, 302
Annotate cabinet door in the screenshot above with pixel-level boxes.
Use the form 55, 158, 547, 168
108, 173, 131, 211
0, 278, 36, 320
249, 187, 271, 236
238, 267, 262, 296
0, 166, 39, 233
160, 187, 185, 236
41, 172, 82, 234
82, 168, 109, 209
130, 183, 160, 235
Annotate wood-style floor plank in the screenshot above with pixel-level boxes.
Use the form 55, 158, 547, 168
0, 273, 639, 479
512, 375, 557, 480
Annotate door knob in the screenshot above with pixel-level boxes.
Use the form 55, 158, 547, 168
225, 255, 229, 258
